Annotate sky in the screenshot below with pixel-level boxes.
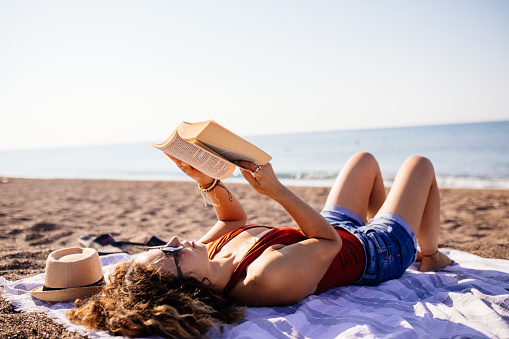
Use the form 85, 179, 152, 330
1, 0, 508, 151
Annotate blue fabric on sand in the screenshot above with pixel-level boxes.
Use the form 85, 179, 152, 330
321, 205, 417, 286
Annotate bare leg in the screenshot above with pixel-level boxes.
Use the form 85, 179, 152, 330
378, 156, 451, 272
325, 152, 386, 223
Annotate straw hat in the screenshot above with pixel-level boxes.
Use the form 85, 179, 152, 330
30, 247, 104, 302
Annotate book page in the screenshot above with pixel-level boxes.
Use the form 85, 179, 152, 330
201, 141, 265, 165
159, 135, 235, 180
178, 120, 271, 165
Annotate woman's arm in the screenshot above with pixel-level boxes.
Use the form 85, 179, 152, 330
197, 180, 248, 243
230, 162, 343, 305
166, 155, 247, 243
238, 162, 341, 243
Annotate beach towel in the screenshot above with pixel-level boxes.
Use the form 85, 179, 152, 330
1, 249, 509, 339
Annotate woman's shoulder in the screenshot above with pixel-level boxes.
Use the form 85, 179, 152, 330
207, 225, 274, 257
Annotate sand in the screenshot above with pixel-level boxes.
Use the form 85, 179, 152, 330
1, 178, 508, 338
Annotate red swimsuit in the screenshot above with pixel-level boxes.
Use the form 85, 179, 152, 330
207, 225, 365, 295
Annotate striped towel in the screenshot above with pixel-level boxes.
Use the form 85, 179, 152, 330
2, 249, 509, 339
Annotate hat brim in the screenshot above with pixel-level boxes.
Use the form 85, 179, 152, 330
29, 285, 103, 302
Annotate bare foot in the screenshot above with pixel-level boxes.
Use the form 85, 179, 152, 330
419, 251, 452, 272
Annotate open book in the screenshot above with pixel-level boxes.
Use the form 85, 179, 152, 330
151, 120, 272, 180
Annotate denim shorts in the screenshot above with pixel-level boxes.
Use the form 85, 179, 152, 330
321, 205, 417, 286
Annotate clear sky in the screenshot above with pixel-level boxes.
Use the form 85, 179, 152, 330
1, 0, 508, 151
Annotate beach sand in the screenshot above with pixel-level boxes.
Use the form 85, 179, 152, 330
1, 178, 508, 338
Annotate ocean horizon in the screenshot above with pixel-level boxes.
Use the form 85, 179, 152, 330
1, 121, 508, 189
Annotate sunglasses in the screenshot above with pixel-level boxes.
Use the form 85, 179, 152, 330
146, 245, 184, 281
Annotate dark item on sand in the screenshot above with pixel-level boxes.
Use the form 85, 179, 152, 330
79, 234, 126, 255
79, 234, 167, 255
136, 235, 167, 247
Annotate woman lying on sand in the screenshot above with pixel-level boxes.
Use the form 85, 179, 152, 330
68, 152, 452, 338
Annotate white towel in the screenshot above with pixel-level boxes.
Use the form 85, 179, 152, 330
2, 249, 509, 339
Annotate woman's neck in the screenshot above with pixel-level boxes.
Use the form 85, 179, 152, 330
206, 256, 237, 291
205, 228, 273, 290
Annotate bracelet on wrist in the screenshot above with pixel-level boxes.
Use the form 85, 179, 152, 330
198, 179, 221, 206
198, 179, 219, 192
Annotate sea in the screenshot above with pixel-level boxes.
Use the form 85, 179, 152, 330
1, 121, 508, 189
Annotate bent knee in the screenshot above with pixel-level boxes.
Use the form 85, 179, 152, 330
404, 156, 435, 175
345, 152, 380, 173
351, 152, 378, 165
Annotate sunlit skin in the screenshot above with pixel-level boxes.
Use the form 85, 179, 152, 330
137, 237, 211, 282
136, 227, 293, 295
135, 152, 451, 306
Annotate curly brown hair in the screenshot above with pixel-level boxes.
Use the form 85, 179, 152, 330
67, 260, 245, 338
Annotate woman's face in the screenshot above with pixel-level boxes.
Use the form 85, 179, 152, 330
137, 237, 210, 281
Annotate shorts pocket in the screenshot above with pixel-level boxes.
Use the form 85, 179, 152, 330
358, 230, 389, 285
366, 230, 387, 255
360, 258, 388, 286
